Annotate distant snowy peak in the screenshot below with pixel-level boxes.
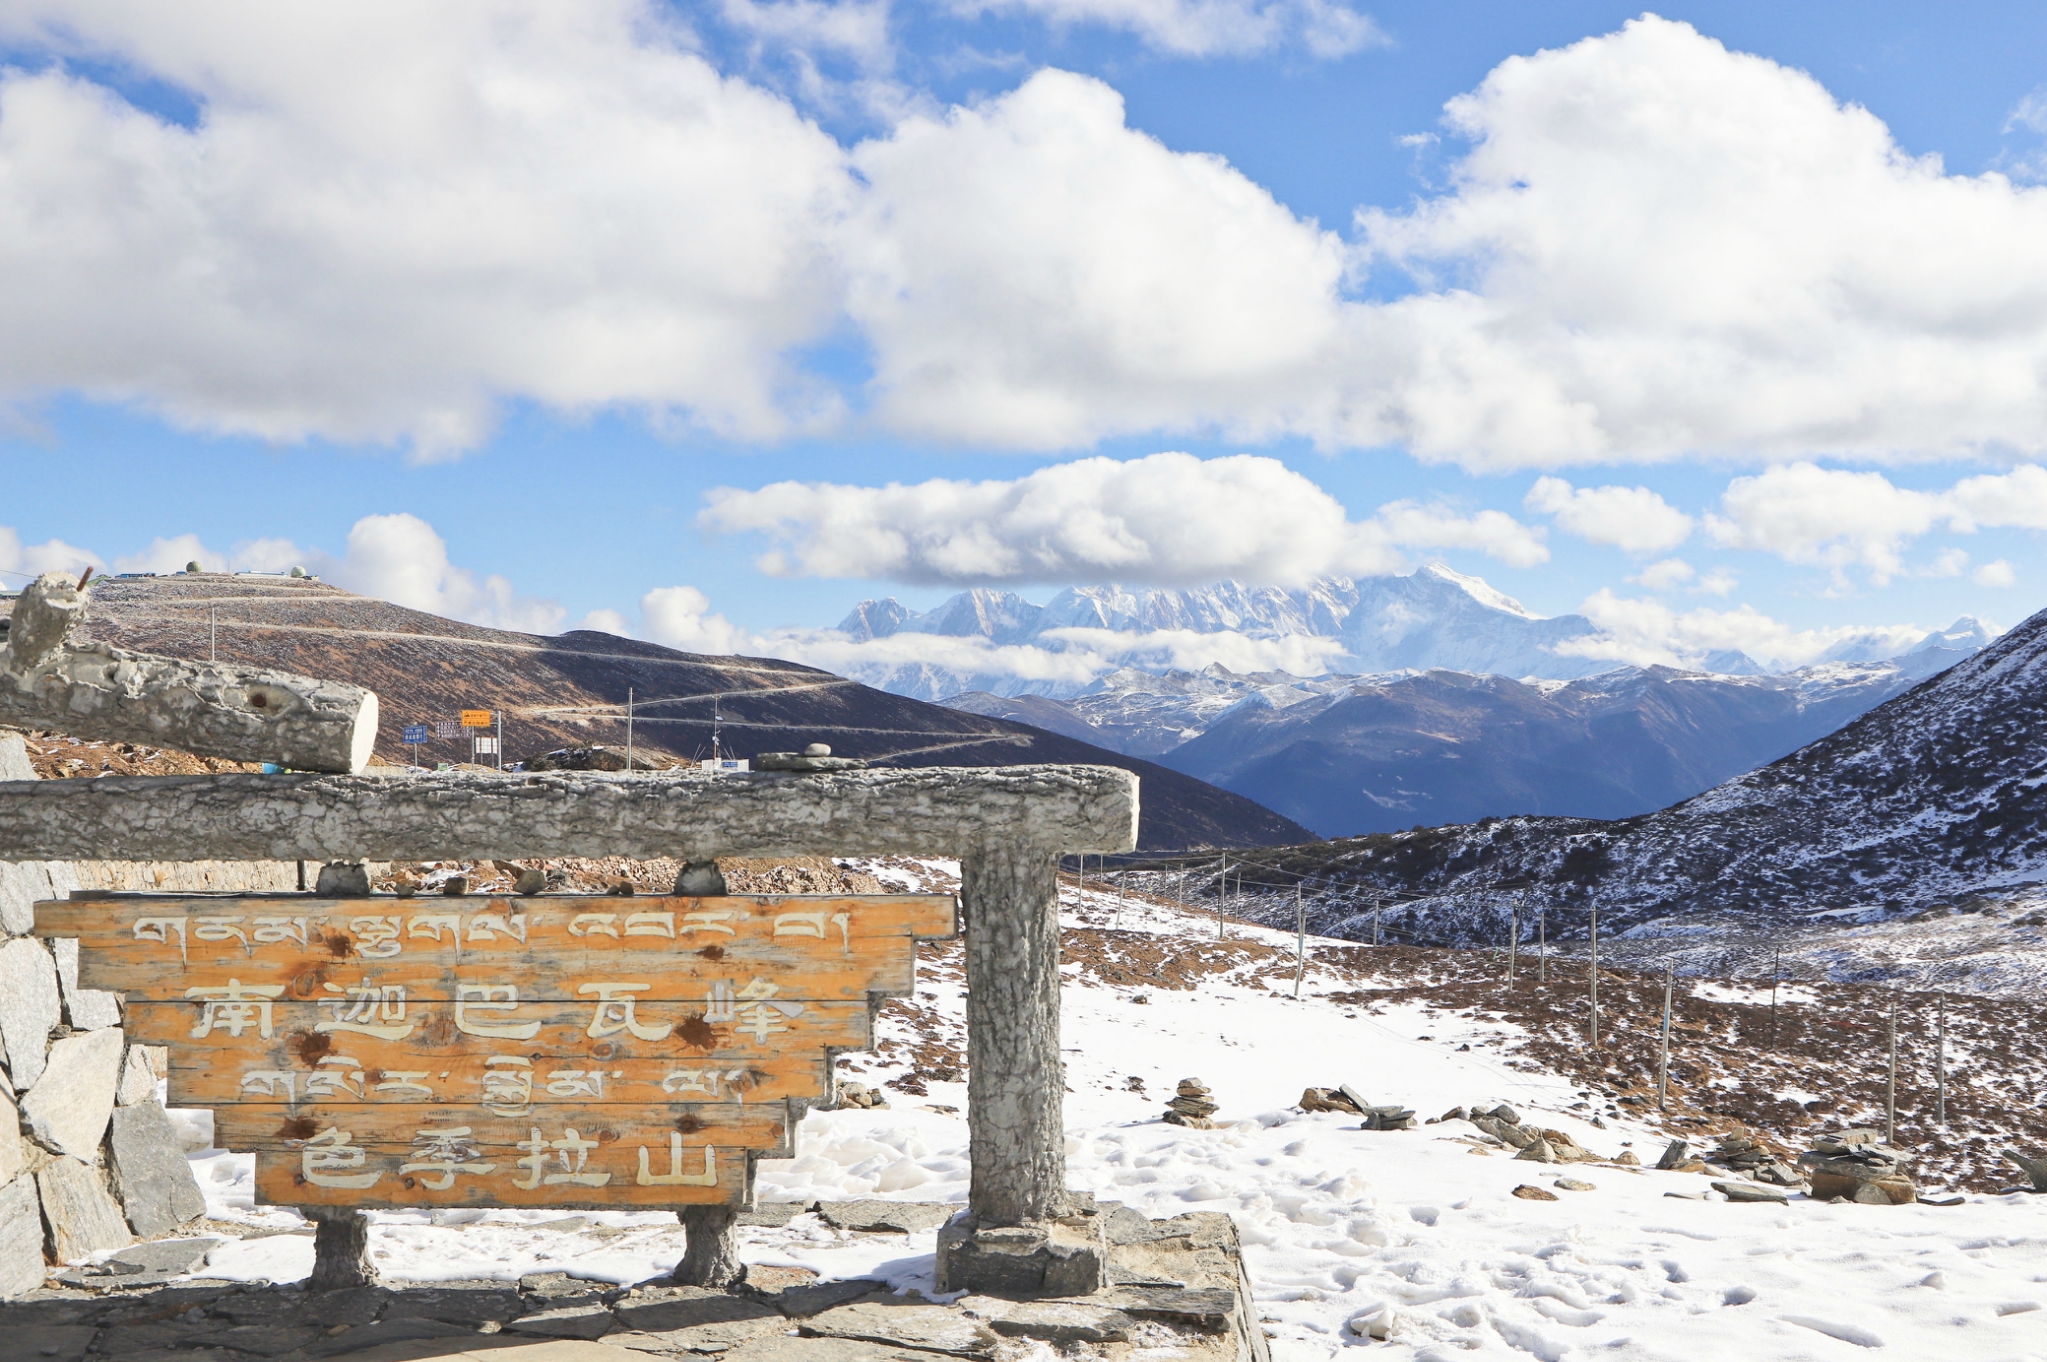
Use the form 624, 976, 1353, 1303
1415, 563, 1538, 619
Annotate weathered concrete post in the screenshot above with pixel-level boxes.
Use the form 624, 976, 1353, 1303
303, 1207, 376, 1290
674, 1205, 745, 1288
959, 844, 1066, 1224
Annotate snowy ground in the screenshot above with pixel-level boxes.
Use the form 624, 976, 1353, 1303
141, 862, 2047, 1361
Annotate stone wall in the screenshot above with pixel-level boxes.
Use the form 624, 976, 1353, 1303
1, 732, 212, 1299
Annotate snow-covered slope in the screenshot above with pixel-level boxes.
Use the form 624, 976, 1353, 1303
168, 861, 2047, 1362
1245, 598, 2047, 940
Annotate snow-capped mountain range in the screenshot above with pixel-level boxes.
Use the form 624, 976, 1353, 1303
834, 564, 1994, 701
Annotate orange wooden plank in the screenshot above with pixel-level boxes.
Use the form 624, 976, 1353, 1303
76, 949, 915, 1002
33, 895, 956, 966
168, 1049, 827, 1111
245, 1106, 783, 1208
123, 999, 873, 1059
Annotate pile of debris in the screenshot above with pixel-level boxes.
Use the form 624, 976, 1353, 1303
1163, 1078, 1218, 1128
1439, 1104, 1605, 1164
1797, 1130, 1918, 1204
1299, 1087, 1417, 1130
1709, 1128, 1804, 1187
521, 745, 672, 772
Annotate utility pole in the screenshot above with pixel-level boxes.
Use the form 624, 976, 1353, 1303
494, 710, 503, 772
209, 604, 217, 663
625, 687, 635, 776
1538, 903, 1547, 985
1886, 986, 1899, 1145
1657, 958, 1675, 1109
1506, 891, 1518, 986
1769, 949, 1781, 1049
1372, 894, 1381, 947
1293, 883, 1306, 999
1935, 992, 1947, 1130
1589, 901, 1600, 1048
1217, 856, 1226, 941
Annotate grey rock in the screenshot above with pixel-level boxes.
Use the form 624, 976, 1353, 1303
24, 1026, 124, 1159
1095, 1286, 1240, 1333
51, 938, 120, 1031
801, 1302, 999, 1357
313, 861, 371, 897
1099, 1203, 1157, 1245
725, 1335, 933, 1362
815, 1201, 957, 1234
6, 1324, 93, 1362
1490, 1104, 1521, 1125
1515, 1139, 1557, 1164
115, 1045, 159, 1107
56, 1237, 223, 1289
935, 1216, 1106, 1298
1554, 1178, 1596, 1192
616, 1289, 779, 1332
739, 1201, 807, 1227
0, 936, 60, 1087
0, 1174, 47, 1299
612, 1316, 789, 1353
0, 1086, 23, 1186
676, 862, 731, 896
1656, 1140, 1690, 1171
35, 1157, 133, 1262
213, 1322, 323, 1355
304, 1317, 477, 1358
962, 1297, 1136, 1344
520, 1270, 616, 1297
109, 1100, 207, 1237
509, 1302, 617, 1339
1713, 1181, 1790, 1203
383, 1284, 523, 1325
756, 753, 869, 772
2005, 1151, 2047, 1192
765, 1279, 890, 1318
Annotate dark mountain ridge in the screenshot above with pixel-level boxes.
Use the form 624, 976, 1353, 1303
53, 574, 1313, 852
1202, 598, 2047, 942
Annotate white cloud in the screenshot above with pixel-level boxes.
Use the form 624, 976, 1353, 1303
718, 0, 895, 69
1707, 461, 2047, 584
0, 0, 851, 459
1559, 589, 1928, 672
1524, 477, 1692, 553
949, 0, 1385, 58
1976, 559, 2017, 587
638, 586, 755, 655
1629, 557, 1692, 590
701, 451, 1546, 585
0, 527, 100, 583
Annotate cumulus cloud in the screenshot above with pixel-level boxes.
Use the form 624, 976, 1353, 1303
1557, 589, 1929, 672
700, 451, 1546, 585
0, 0, 850, 459
1975, 559, 2017, 587
950, 0, 1385, 58
0, 527, 100, 582
1524, 477, 1693, 553
17, 13, 2047, 468
1707, 462, 2047, 584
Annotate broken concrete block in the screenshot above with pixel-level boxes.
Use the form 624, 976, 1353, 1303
36, 1157, 133, 1263
615, 1288, 780, 1332
801, 1302, 999, 1357
55, 1235, 221, 1289
0, 936, 60, 1087
109, 1100, 207, 1237
961, 1297, 1136, 1344
935, 1215, 1106, 1298
24, 1027, 124, 1160
51, 938, 120, 1031
0, 1175, 46, 1299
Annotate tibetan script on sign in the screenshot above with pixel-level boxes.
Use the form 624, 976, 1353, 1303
36, 893, 955, 1208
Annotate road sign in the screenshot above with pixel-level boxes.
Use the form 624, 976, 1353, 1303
34, 894, 956, 1209
434, 720, 462, 740
461, 709, 493, 728
472, 737, 499, 756
402, 725, 429, 745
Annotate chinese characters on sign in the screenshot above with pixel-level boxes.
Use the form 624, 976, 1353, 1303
36, 893, 955, 1209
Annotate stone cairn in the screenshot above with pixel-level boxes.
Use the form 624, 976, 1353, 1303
1709, 1128, 1804, 1187
1163, 1078, 1218, 1128
1796, 1129, 1918, 1204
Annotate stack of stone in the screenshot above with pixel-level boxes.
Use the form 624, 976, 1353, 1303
1359, 1104, 1418, 1131
0, 732, 212, 1302
1797, 1130, 1917, 1204
1163, 1078, 1218, 1129
1711, 1128, 1804, 1187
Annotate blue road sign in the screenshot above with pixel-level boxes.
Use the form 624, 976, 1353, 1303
402, 724, 429, 744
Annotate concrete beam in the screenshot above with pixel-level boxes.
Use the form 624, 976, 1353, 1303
2, 572, 377, 774
0, 764, 1139, 863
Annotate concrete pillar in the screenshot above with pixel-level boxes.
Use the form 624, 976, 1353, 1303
960, 843, 1066, 1225
672, 1204, 744, 1288
303, 1206, 376, 1291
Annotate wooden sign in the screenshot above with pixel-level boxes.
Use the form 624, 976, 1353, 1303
37, 894, 954, 1208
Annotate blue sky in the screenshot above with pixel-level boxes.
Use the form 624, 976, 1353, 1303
5, 1, 2047, 681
